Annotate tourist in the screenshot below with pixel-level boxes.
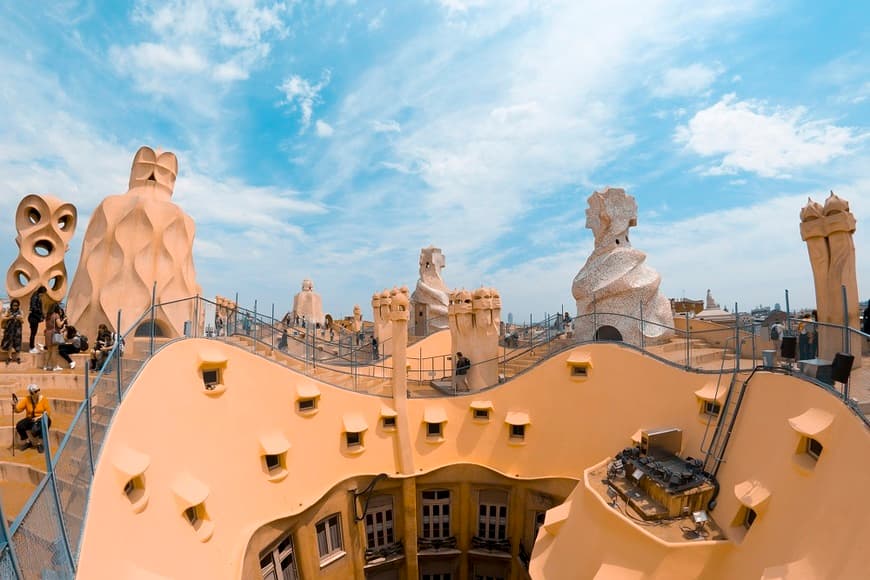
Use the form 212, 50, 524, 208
797, 316, 811, 361
91, 324, 114, 371
808, 311, 818, 359
215, 313, 224, 337
42, 303, 63, 372
1, 299, 24, 364
278, 328, 289, 351
11, 384, 51, 452
863, 301, 870, 340
769, 320, 784, 362
27, 285, 46, 353
371, 335, 379, 360
58, 325, 85, 369
455, 351, 471, 390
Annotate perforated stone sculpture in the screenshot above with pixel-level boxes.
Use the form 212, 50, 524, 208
410, 246, 450, 334
800, 192, 862, 365
5, 194, 77, 306
292, 279, 324, 327
448, 286, 501, 389
66, 146, 201, 338
571, 187, 673, 345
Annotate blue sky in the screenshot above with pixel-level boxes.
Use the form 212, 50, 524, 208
1, 0, 868, 320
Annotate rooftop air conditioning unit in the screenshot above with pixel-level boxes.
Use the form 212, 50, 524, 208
640, 428, 682, 457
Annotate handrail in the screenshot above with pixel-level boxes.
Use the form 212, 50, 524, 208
2, 296, 867, 578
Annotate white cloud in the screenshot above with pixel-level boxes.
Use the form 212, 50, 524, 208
278, 70, 332, 132
490, 102, 540, 123
314, 0, 760, 262
111, 0, 289, 97
213, 60, 250, 82
109, 43, 207, 76
811, 52, 870, 105
372, 119, 401, 133
315, 119, 335, 137
675, 94, 865, 177
653, 63, 721, 98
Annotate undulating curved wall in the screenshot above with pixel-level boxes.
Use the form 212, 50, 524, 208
76, 340, 870, 579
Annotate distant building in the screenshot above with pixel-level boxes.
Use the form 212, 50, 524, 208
670, 298, 703, 315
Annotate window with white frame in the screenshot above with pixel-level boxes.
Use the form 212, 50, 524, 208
259, 533, 298, 580
365, 495, 396, 549
421, 490, 451, 539
805, 437, 823, 460
477, 490, 508, 540
315, 513, 344, 564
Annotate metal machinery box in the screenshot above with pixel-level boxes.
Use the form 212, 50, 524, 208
640, 428, 682, 457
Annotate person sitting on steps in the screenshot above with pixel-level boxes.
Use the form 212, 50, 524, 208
91, 324, 114, 371
12, 384, 51, 452
58, 325, 86, 370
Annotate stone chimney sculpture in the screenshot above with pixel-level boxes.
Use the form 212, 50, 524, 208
351, 304, 363, 334
5, 194, 77, 307
372, 289, 393, 358
291, 279, 325, 327
571, 187, 673, 345
410, 246, 450, 335
448, 286, 501, 390
66, 146, 201, 338
800, 192, 862, 366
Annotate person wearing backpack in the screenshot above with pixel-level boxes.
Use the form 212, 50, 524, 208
58, 326, 87, 369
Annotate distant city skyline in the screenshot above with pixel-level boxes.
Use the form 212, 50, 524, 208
0, 1, 867, 321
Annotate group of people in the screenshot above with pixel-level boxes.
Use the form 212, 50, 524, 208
770, 312, 819, 361
1, 286, 119, 372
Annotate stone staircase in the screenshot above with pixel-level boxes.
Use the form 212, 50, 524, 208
228, 336, 394, 396
0, 355, 88, 522
501, 337, 574, 380
644, 337, 728, 367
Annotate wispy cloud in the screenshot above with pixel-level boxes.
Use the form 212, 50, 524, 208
652, 62, 722, 98
315, 119, 335, 137
675, 94, 866, 177
278, 70, 332, 132
372, 120, 401, 133
109, 0, 289, 98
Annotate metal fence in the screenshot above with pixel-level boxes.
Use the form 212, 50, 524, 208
0, 293, 866, 578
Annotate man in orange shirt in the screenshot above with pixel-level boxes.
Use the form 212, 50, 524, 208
12, 383, 51, 452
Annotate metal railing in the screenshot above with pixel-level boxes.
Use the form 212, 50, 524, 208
1, 294, 866, 578
0, 303, 153, 579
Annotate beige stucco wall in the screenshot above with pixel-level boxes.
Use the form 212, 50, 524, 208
76, 339, 870, 579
